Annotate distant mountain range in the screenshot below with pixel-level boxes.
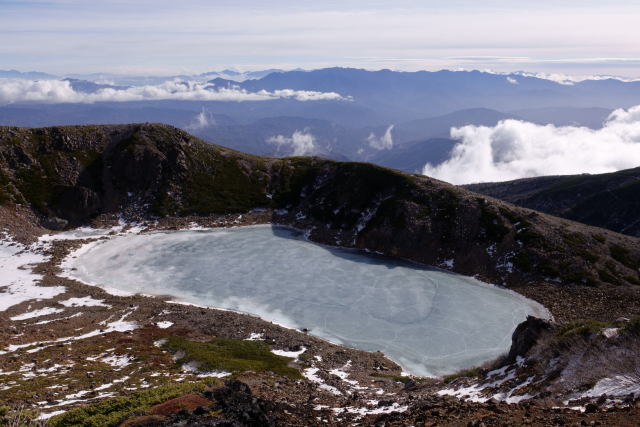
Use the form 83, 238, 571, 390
0, 69, 57, 79
210, 68, 639, 120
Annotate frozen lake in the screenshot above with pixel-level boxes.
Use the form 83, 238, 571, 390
65, 225, 547, 376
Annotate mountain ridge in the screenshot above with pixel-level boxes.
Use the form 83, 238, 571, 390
1, 123, 640, 322
465, 167, 640, 237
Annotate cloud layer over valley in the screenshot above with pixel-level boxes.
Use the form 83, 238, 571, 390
267, 131, 317, 156
0, 78, 348, 104
423, 105, 640, 184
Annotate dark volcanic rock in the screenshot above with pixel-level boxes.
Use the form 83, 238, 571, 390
209, 380, 274, 426
507, 316, 553, 363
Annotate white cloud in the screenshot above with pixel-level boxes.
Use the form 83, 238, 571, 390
506, 76, 518, 84
5, 2, 640, 77
367, 124, 395, 150
422, 105, 640, 184
267, 130, 317, 156
186, 108, 216, 131
0, 78, 348, 104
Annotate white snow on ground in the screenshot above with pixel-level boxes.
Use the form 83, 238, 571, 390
39, 226, 121, 242
304, 367, 342, 396
181, 361, 231, 378
0, 238, 65, 311
154, 338, 168, 348
437, 366, 518, 403
155, 321, 173, 329
329, 360, 366, 389
39, 221, 148, 243
271, 346, 306, 360
602, 328, 619, 339
246, 332, 264, 340
496, 375, 536, 404
64, 390, 91, 400
332, 402, 409, 417
0, 311, 138, 354
58, 296, 110, 307
100, 354, 133, 369
94, 375, 130, 391
37, 410, 66, 420
34, 312, 83, 325
39, 389, 118, 409
583, 375, 640, 397
10, 306, 64, 321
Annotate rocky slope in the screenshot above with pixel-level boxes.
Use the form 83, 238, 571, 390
465, 167, 640, 237
1, 124, 640, 321
1, 123, 640, 425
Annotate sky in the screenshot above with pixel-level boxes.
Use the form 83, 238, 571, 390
2, 0, 640, 77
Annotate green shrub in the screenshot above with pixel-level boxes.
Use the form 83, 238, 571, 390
557, 320, 612, 338
164, 337, 301, 379
598, 269, 621, 285
48, 382, 208, 427
610, 245, 637, 269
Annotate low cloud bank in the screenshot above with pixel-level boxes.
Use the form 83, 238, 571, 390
367, 124, 395, 150
267, 131, 317, 156
0, 78, 348, 104
423, 105, 640, 184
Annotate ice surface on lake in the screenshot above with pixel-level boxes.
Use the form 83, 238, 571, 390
65, 225, 546, 376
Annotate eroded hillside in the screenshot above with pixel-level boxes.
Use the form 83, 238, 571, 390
1, 124, 640, 321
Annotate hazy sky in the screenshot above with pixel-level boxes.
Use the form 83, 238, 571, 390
2, 0, 640, 76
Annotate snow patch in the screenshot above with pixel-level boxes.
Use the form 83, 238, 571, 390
155, 321, 173, 329
10, 306, 64, 321
246, 332, 264, 341
271, 346, 306, 360
181, 361, 231, 378
329, 360, 366, 389
100, 354, 133, 368
0, 238, 65, 311
37, 410, 66, 420
0, 312, 138, 354
34, 311, 82, 325
583, 375, 640, 397
58, 296, 110, 308
304, 367, 342, 396
332, 402, 408, 418
437, 367, 517, 403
